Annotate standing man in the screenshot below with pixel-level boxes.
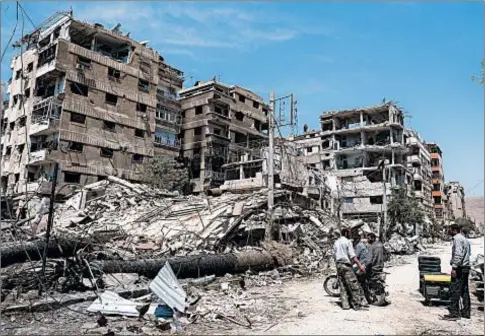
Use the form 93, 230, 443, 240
352, 228, 371, 305
443, 224, 471, 321
333, 226, 367, 310
367, 232, 385, 274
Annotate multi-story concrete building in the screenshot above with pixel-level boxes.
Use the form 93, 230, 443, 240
0, 11, 184, 196
445, 181, 466, 220
178, 79, 269, 192
427, 142, 448, 223
292, 102, 408, 221
404, 129, 433, 211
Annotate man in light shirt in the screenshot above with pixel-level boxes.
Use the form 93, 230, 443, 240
333, 226, 367, 310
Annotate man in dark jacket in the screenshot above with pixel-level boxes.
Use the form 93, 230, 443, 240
352, 229, 371, 305
443, 224, 471, 321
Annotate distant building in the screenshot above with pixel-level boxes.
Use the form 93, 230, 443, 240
445, 181, 466, 220
427, 142, 448, 223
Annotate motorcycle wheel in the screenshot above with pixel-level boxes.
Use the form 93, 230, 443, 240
323, 275, 340, 297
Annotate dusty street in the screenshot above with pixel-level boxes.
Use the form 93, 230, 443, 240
240, 238, 485, 336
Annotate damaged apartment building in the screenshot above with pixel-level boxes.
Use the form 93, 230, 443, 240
444, 181, 466, 220
178, 79, 269, 193
291, 102, 408, 221
427, 142, 449, 224
404, 129, 433, 212
1, 11, 184, 197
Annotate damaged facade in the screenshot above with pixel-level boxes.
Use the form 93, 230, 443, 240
291, 102, 408, 222
444, 181, 466, 220
0, 11, 184, 198
404, 129, 433, 211
427, 142, 448, 224
178, 80, 269, 193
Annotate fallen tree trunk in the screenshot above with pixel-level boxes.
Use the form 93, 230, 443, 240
1, 236, 90, 268
91, 250, 279, 279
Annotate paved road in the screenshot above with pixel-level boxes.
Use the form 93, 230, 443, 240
249, 238, 484, 335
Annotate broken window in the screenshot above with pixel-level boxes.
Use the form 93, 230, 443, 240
5, 146, 12, 156
254, 120, 261, 131
103, 120, 116, 132
38, 45, 56, 67
132, 154, 144, 164
35, 77, 56, 98
9, 122, 15, 131
235, 111, 244, 121
15, 70, 21, 80
343, 198, 353, 204
70, 112, 86, 124
68, 141, 84, 152
370, 196, 383, 204
194, 127, 202, 136
105, 93, 118, 106
27, 62, 34, 72
108, 67, 121, 79
138, 79, 150, 93
253, 101, 260, 109
136, 103, 147, 112
14, 173, 20, 183
238, 94, 246, 103
17, 144, 25, 153
27, 172, 35, 182
100, 147, 114, 158
134, 129, 145, 138
24, 88, 30, 98
18, 116, 26, 127
431, 159, 439, 167
433, 184, 440, 191
97, 175, 108, 181
195, 106, 203, 115
71, 82, 89, 96
77, 56, 92, 70
64, 172, 81, 184
262, 107, 268, 116
234, 132, 247, 144
307, 147, 313, 153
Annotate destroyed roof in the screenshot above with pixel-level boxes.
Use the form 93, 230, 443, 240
320, 102, 402, 119
180, 80, 267, 104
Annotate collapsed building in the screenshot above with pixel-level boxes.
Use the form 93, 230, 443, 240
445, 181, 466, 220
291, 102, 408, 223
0, 11, 184, 201
178, 79, 270, 193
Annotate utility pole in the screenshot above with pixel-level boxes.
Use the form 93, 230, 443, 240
380, 159, 388, 242
265, 91, 275, 242
40, 162, 59, 293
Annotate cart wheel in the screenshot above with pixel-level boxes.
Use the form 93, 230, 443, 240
424, 298, 432, 306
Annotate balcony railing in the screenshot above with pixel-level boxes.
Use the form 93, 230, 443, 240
154, 135, 181, 149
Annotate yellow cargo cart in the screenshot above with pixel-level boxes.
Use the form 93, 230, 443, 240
418, 256, 452, 306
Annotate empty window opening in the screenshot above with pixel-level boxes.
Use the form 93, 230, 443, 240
68, 141, 84, 152
38, 36, 50, 48
38, 45, 56, 67
138, 79, 150, 93
24, 88, 30, 98
77, 56, 91, 69
132, 154, 144, 164
14, 173, 20, 183
35, 77, 56, 98
17, 144, 25, 153
26, 62, 34, 72
64, 172, 81, 184
103, 120, 116, 132
15, 70, 21, 80
100, 147, 114, 158
108, 67, 121, 79
136, 103, 147, 112
134, 129, 145, 138
370, 196, 383, 204
238, 94, 246, 103
235, 111, 244, 121
27, 172, 36, 182
254, 120, 261, 131
253, 101, 260, 109
307, 147, 313, 153
195, 106, 203, 115
70, 112, 86, 124
5, 146, 12, 156
433, 184, 440, 191
194, 127, 202, 136
343, 198, 353, 204
9, 122, 15, 131
105, 93, 118, 105
97, 175, 108, 181
71, 82, 89, 96
18, 116, 26, 127
262, 107, 268, 116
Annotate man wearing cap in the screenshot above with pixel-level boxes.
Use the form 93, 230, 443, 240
333, 226, 367, 310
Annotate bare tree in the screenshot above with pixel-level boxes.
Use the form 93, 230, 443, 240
472, 59, 484, 85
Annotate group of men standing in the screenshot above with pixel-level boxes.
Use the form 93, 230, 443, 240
332, 226, 385, 310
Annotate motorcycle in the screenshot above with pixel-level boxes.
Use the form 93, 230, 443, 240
323, 269, 391, 306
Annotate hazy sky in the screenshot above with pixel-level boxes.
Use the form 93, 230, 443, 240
1, 1, 483, 196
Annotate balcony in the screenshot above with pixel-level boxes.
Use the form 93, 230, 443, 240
28, 149, 49, 165
30, 116, 60, 136
154, 135, 181, 149
432, 190, 443, 197
409, 154, 421, 164
414, 190, 424, 198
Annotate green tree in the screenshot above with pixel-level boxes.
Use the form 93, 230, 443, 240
455, 217, 475, 234
386, 187, 425, 240
144, 156, 192, 194
472, 59, 484, 85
